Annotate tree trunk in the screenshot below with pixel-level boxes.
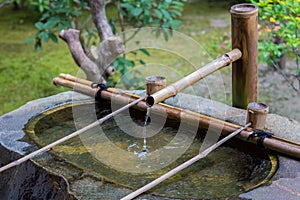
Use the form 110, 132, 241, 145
59, 29, 104, 83
59, 0, 124, 83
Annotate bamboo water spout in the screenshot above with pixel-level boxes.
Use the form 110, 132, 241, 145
146, 49, 242, 106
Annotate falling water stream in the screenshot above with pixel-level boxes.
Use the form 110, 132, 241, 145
140, 107, 151, 157
127, 107, 151, 158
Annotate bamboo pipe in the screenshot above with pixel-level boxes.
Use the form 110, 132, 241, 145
54, 76, 98, 96
54, 75, 142, 101
0, 96, 145, 173
58, 73, 122, 95
231, 3, 258, 108
53, 75, 300, 159
146, 49, 242, 106
121, 123, 252, 200
59, 73, 93, 86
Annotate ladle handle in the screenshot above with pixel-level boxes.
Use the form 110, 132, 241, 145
121, 122, 251, 200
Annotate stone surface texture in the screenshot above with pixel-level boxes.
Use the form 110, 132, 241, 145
0, 91, 300, 199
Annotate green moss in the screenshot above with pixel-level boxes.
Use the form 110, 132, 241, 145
0, 5, 77, 115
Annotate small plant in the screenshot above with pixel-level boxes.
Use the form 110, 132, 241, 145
252, 0, 299, 67
108, 48, 150, 90
251, 0, 300, 93
24, 0, 93, 50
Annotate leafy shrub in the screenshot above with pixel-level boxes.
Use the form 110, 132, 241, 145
251, 0, 299, 69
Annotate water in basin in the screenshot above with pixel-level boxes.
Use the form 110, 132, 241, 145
24, 101, 277, 199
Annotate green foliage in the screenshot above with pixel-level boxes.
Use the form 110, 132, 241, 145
112, 0, 185, 42
108, 48, 150, 89
25, 0, 186, 51
25, 0, 90, 50
296, 69, 300, 79
251, 0, 300, 67
119, 0, 184, 30
29, 0, 50, 12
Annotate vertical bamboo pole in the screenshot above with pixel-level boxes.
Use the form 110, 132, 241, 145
231, 4, 258, 109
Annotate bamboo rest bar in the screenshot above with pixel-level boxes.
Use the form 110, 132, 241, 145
53, 74, 300, 159
146, 49, 242, 106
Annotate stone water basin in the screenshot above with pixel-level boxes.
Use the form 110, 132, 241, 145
22, 99, 277, 200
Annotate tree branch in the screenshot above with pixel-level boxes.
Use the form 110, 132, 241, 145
92, 36, 125, 76
88, 0, 113, 41
59, 29, 106, 83
60, 1, 123, 83
124, 27, 142, 43
271, 60, 300, 94
59, 29, 124, 82
0, 0, 10, 8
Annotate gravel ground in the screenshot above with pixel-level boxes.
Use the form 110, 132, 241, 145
258, 61, 300, 122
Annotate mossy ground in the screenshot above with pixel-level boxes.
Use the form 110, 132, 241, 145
0, 5, 77, 115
